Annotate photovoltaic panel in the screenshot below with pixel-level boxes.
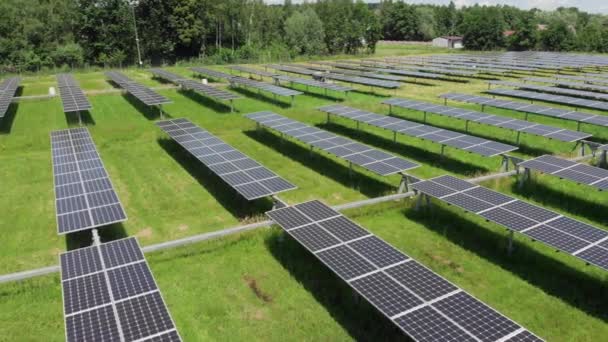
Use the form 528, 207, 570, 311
383, 98, 591, 143
519, 155, 608, 191
229, 76, 302, 97
273, 75, 352, 93
56, 74, 92, 113
60, 237, 181, 342
156, 118, 296, 200
229, 65, 277, 78
411, 175, 608, 271
318, 104, 518, 157
0, 77, 21, 118
150, 69, 240, 101
51, 128, 127, 234
487, 88, 608, 111
245, 111, 419, 176
489, 81, 608, 101
266, 64, 318, 76
439, 93, 608, 128
189, 67, 233, 80
266, 200, 541, 341
322, 73, 401, 89
523, 77, 608, 93
315, 64, 407, 82
106, 71, 171, 106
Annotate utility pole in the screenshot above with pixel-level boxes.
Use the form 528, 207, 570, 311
130, 1, 143, 67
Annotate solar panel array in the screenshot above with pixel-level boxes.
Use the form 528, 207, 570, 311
523, 77, 608, 93
384, 98, 591, 142
56, 74, 92, 113
273, 75, 352, 93
189, 67, 233, 80
321, 73, 400, 89
412, 175, 608, 271
366, 61, 478, 77
106, 71, 171, 106
156, 118, 296, 200
246, 111, 419, 176
51, 128, 127, 234
490, 81, 608, 101
318, 104, 518, 157
229, 65, 276, 78
267, 200, 541, 342
439, 93, 608, 128
326, 67, 406, 82
229, 76, 302, 97
0, 77, 21, 118
331, 63, 446, 80
150, 69, 240, 101
266, 64, 318, 76
60, 237, 181, 342
487, 88, 608, 111
554, 74, 608, 85
519, 155, 608, 191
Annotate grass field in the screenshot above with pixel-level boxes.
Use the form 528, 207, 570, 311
1, 44, 607, 341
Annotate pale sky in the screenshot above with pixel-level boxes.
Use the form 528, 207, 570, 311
265, 0, 608, 15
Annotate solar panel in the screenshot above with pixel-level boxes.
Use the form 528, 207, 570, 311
321, 73, 401, 89
245, 111, 419, 176
51, 128, 127, 234
60, 237, 181, 342
313, 63, 407, 81
519, 155, 608, 191
439, 93, 608, 128
106, 71, 171, 106
370, 61, 478, 77
156, 118, 296, 200
229, 65, 276, 78
383, 98, 591, 143
554, 74, 608, 85
523, 77, 608, 93
266, 64, 318, 76
229, 76, 302, 97
318, 104, 518, 157
490, 81, 608, 101
150, 69, 240, 102
189, 67, 232, 80
56, 74, 92, 113
0, 77, 21, 118
411, 175, 608, 271
273, 75, 352, 93
266, 200, 541, 341
487, 88, 608, 111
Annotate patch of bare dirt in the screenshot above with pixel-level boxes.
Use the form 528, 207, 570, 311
136, 227, 153, 239
178, 224, 189, 232
243, 275, 273, 303
428, 253, 465, 274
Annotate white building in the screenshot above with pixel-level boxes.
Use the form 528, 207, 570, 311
432, 36, 464, 49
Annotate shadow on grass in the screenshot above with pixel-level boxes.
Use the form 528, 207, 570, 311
64, 222, 128, 251
65, 110, 96, 127
122, 93, 171, 121
512, 179, 608, 226
317, 121, 490, 176
388, 110, 554, 156
157, 138, 273, 218
179, 89, 233, 114
243, 129, 395, 197
404, 203, 608, 323
0, 102, 19, 134
230, 87, 292, 108
265, 231, 409, 341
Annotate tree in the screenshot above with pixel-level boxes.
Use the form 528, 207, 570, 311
507, 11, 538, 51
460, 6, 506, 50
284, 9, 326, 55
540, 20, 576, 51
52, 43, 84, 68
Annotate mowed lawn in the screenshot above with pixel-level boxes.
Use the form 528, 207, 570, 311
1, 48, 607, 340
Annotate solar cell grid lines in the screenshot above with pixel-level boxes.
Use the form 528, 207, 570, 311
439, 93, 608, 128
317, 104, 518, 157
0, 77, 21, 118
60, 237, 181, 342
411, 175, 608, 271
51, 127, 127, 234
106, 71, 171, 106
156, 118, 296, 200
229, 65, 277, 78
383, 97, 591, 143
519, 155, 608, 191
245, 111, 419, 176
487, 88, 608, 111
56, 74, 92, 113
322, 73, 401, 89
266, 200, 541, 342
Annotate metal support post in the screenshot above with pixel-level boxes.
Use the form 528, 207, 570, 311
516, 131, 521, 145
92, 229, 101, 246
465, 120, 469, 133
393, 131, 397, 142
271, 195, 287, 210
78, 111, 82, 126
388, 104, 392, 115
518, 167, 530, 188
397, 173, 412, 193
423, 111, 427, 123
440, 144, 446, 159
507, 230, 514, 256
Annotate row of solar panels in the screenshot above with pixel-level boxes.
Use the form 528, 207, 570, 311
0, 77, 21, 119
56, 74, 92, 113
106, 71, 172, 106
490, 80, 608, 102
150, 68, 240, 101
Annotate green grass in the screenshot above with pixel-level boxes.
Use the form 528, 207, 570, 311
1, 45, 607, 340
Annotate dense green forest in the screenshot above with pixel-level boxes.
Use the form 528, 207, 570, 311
1, 0, 607, 73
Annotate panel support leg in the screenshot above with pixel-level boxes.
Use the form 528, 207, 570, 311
576, 121, 581, 131
516, 131, 521, 145
440, 145, 446, 160
507, 230, 514, 256
78, 111, 82, 126
397, 173, 412, 193
423, 111, 427, 123
388, 104, 392, 115
271, 195, 287, 210
92, 229, 101, 246
465, 120, 469, 133
601, 150, 607, 168
518, 167, 530, 189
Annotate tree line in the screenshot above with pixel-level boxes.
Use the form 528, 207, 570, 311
1, 0, 607, 73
